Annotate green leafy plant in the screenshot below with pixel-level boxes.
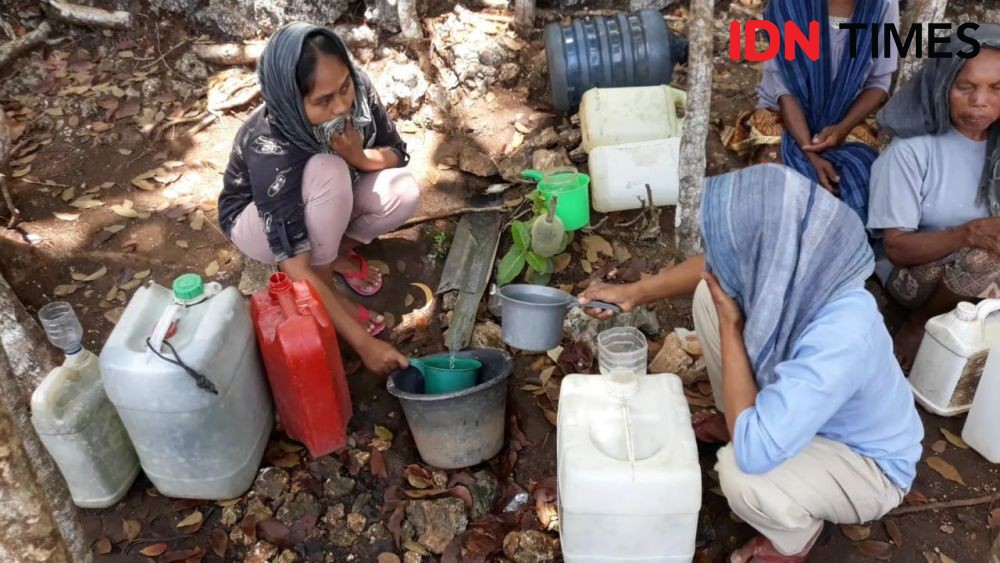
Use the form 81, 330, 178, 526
427, 228, 451, 262
497, 213, 570, 286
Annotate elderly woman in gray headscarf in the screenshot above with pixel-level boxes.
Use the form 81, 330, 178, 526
867, 23, 1000, 370
217, 22, 420, 375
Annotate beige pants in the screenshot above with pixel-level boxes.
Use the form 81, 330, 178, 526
691, 281, 905, 555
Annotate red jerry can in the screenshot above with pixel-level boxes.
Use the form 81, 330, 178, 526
250, 272, 352, 457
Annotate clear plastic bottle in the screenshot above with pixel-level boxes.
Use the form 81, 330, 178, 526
31, 302, 139, 508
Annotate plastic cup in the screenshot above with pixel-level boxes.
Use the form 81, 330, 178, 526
598, 327, 648, 379
410, 356, 482, 394
521, 167, 592, 231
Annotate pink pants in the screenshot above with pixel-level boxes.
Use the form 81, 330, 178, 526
231, 154, 421, 266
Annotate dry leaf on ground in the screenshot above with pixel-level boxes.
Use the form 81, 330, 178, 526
123, 519, 141, 541
93, 537, 112, 554
205, 260, 220, 277
54, 284, 79, 297
931, 440, 947, 454
581, 234, 613, 262
53, 212, 80, 221
854, 540, 894, 560
176, 510, 203, 528
839, 524, 871, 541
71, 265, 107, 282
940, 428, 968, 449
209, 528, 228, 557
884, 520, 903, 546
989, 507, 1000, 529
925, 456, 966, 486
139, 543, 168, 556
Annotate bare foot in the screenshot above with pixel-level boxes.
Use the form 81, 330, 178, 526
333, 253, 382, 294
692, 410, 731, 444
730, 535, 811, 563
893, 317, 926, 372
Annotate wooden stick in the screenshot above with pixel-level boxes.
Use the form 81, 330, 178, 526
394, 206, 505, 230
141, 39, 189, 70
193, 41, 266, 66
44, 0, 132, 29
887, 492, 1000, 516
0, 21, 51, 71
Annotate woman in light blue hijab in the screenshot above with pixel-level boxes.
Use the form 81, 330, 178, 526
580, 164, 922, 562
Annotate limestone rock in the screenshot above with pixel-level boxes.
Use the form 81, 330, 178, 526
196, 0, 351, 39
220, 504, 244, 527
459, 145, 499, 178
347, 513, 367, 534
378, 554, 402, 563
403, 552, 422, 563
630, 0, 678, 10
276, 492, 320, 527
245, 541, 279, 563
531, 148, 572, 172
679, 357, 708, 386
365, 0, 401, 33
322, 503, 346, 526
328, 521, 359, 547
469, 471, 500, 519
405, 498, 468, 554
502, 530, 559, 563
253, 466, 290, 500
173, 51, 209, 82
274, 549, 299, 563
324, 475, 356, 499
470, 321, 504, 351
375, 61, 429, 115
649, 332, 693, 375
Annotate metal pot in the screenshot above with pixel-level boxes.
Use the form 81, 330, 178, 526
498, 284, 621, 352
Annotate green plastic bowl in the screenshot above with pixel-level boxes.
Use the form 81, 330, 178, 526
410, 356, 482, 394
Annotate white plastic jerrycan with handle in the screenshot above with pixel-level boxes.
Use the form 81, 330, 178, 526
580, 85, 687, 152
557, 371, 701, 562
31, 302, 140, 508
963, 342, 1000, 462
908, 299, 1000, 416
100, 273, 273, 500
588, 137, 681, 213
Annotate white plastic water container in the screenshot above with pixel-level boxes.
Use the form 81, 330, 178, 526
100, 274, 273, 500
31, 348, 140, 508
588, 137, 681, 213
580, 85, 687, 152
963, 343, 1000, 462
908, 299, 1000, 417
557, 372, 701, 562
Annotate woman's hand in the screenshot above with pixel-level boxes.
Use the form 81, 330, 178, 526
358, 337, 409, 376
702, 271, 743, 329
964, 218, 1000, 255
330, 118, 367, 168
802, 124, 849, 153
577, 283, 636, 320
806, 153, 841, 196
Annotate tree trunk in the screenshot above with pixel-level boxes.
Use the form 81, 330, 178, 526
514, 0, 535, 30
675, 0, 715, 257
398, 0, 423, 41
0, 272, 60, 400
893, 0, 950, 91
0, 343, 89, 563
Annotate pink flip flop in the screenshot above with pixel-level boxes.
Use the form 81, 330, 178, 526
356, 305, 386, 337
339, 250, 383, 297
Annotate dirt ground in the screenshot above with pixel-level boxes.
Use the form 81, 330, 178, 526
1, 0, 998, 562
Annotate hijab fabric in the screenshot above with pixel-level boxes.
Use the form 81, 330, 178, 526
765, 0, 884, 222
257, 22, 373, 155
701, 164, 875, 387
877, 23, 1000, 216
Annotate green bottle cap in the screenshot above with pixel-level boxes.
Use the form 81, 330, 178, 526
172, 273, 204, 301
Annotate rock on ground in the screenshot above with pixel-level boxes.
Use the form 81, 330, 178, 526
503, 530, 559, 563
531, 148, 572, 171
324, 475, 356, 499
405, 498, 469, 555
186, 0, 351, 39
245, 541, 280, 563
649, 332, 693, 374
366, 0, 401, 33
252, 466, 290, 500
403, 552, 422, 563
470, 321, 504, 351
630, 0, 678, 10
374, 61, 429, 115
470, 470, 501, 519
459, 145, 499, 178
276, 492, 321, 526
173, 51, 209, 82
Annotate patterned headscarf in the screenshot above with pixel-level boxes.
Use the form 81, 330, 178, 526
257, 22, 373, 155
701, 164, 875, 386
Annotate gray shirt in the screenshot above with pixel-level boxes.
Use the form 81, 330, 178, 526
866, 128, 989, 282
756, 0, 900, 110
